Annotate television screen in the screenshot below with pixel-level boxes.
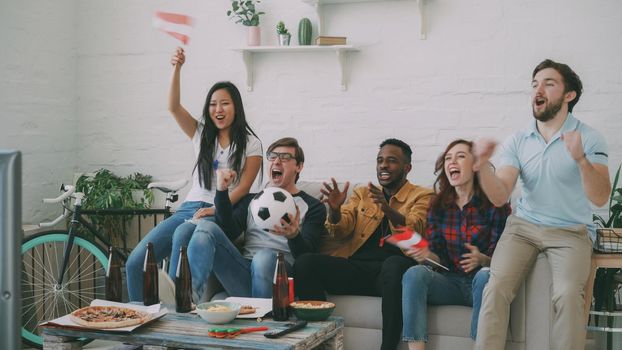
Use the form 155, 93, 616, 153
0, 150, 21, 350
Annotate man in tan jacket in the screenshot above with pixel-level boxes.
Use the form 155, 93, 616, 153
294, 138, 434, 350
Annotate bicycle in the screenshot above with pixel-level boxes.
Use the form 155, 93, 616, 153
21, 179, 187, 348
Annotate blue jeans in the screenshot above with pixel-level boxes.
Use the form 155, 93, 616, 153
187, 220, 291, 301
125, 201, 211, 301
471, 268, 490, 339
401, 265, 490, 342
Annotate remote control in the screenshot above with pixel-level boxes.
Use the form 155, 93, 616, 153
263, 320, 308, 338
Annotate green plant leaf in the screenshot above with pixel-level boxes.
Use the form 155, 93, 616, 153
594, 214, 607, 228
72, 168, 154, 243
227, 0, 263, 26
608, 164, 622, 217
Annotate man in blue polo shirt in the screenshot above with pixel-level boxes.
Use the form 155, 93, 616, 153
473, 59, 611, 350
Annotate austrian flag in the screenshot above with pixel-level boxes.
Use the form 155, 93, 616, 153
384, 228, 428, 250
384, 227, 449, 271
153, 11, 194, 45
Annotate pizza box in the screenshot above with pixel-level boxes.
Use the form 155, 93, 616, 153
40, 299, 168, 332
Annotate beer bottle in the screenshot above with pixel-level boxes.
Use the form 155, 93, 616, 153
105, 246, 123, 302
175, 246, 192, 313
272, 252, 289, 321
143, 242, 159, 306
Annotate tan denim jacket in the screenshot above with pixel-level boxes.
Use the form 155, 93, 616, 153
320, 181, 434, 258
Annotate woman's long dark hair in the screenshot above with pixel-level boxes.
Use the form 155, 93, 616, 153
194, 81, 261, 190
429, 139, 491, 214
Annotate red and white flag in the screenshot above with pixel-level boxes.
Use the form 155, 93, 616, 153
384, 228, 429, 250
153, 11, 194, 45
384, 227, 449, 271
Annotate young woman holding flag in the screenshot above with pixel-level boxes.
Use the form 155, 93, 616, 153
126, 47, 262, 302
400, 139, 511, 350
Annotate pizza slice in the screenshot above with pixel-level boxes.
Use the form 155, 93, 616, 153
70, 306, 149, 329
239, 305, 257, 315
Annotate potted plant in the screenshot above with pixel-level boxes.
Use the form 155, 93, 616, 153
592, 163, 622, 350
75, 169, 154, 249
276, 21, 291, 46
227, 0, 265, 46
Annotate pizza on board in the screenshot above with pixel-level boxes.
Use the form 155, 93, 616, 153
70, 306, 150, 329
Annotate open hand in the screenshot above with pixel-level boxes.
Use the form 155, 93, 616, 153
460, 243, 484, 273
368, 182, 389, 211
171, 47, 185, 67
320, 178, 350, 211
271, 206, 301, 239
472, 138, 497, 171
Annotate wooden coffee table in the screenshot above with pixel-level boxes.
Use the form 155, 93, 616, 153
42, 313, 344, 350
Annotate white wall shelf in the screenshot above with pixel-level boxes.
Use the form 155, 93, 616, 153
302, 0, 428, 40
231, 45, 359, 91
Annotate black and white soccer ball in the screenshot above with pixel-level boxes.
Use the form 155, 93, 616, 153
250, 187, 296, 231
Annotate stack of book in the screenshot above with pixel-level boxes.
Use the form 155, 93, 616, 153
315, 36, 347, 45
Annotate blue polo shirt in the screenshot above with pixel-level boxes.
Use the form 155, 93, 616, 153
496, 113, 608, 238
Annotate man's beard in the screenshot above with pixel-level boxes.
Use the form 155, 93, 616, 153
532, 97, 563, 122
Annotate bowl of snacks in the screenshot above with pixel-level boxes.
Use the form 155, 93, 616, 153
196, 301, 241, 324
289, 301, 336, 321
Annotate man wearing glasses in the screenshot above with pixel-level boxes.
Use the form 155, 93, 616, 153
186, 137, 327, 301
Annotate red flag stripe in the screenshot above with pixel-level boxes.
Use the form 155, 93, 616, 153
164, 31, 189, 45
155, 11, 193, 26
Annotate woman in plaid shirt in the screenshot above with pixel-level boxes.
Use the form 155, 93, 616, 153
400, 139, 511, 350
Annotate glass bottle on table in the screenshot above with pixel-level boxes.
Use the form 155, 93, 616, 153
105, 246, 123, 302
272, 252, 289, 321
143, 242, 159, 306
175, 246, 192, 313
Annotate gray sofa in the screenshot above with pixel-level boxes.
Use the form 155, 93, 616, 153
207, 181, 559, 350
325, 255, 556, 350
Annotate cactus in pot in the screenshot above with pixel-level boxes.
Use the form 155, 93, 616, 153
298, 18, 312, 45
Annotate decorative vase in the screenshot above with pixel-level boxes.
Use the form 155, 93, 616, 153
278, 33, 291, 46
247, 26, 261, 46
298, 18, 312, 45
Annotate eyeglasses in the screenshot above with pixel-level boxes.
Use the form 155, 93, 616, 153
266, 152, 295, 162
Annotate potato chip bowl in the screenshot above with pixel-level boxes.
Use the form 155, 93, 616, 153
196, 301, 241, 324
289, 301, 335, 321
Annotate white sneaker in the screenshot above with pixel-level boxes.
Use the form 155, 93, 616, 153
158, 269, 176, 306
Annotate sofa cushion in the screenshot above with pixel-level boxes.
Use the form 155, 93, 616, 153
328, 294, 474, 338
328, 295, 381, 329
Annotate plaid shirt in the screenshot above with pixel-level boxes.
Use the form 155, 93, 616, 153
425, 196, 511, 275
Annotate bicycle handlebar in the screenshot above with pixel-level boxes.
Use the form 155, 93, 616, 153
43, 185, 76, 203
148, 179, 188, 193
38, 180, 185, 228
40, 185, 76, 228
39, 211, 70, 228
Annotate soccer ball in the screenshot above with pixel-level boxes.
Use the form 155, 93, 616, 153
250, 187, 296, 231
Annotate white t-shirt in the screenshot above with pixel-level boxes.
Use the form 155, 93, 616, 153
185, 123, 262, 203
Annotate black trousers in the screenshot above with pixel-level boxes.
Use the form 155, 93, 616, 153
294, 253, 416, 350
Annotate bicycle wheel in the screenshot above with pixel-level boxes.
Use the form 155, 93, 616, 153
21, 230, 108, 348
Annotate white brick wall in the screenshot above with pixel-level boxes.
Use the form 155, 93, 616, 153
2, 0, 622, 223
0, 0, 77, 223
